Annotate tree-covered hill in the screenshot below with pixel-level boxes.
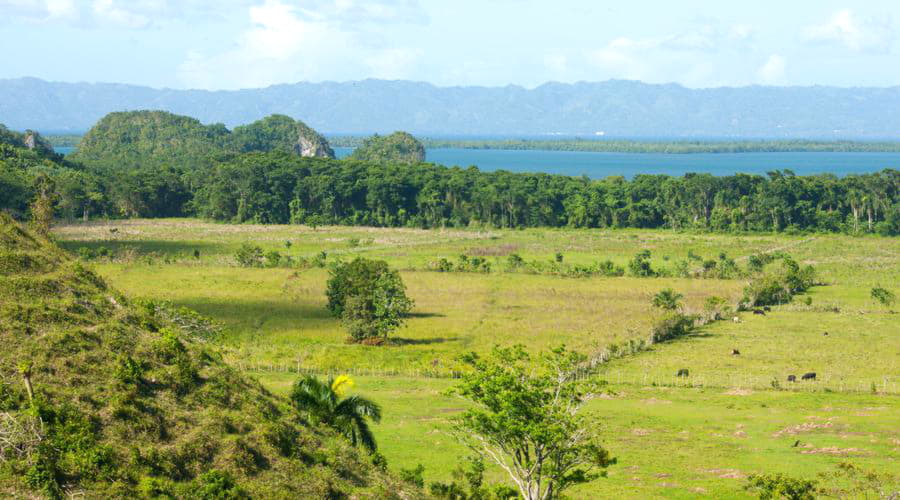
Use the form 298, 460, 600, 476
69, 110, 334, 172
0, 213, 411, 498
349, 132, 425, 164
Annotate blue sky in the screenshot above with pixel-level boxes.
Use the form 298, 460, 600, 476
1, 0, 898, 90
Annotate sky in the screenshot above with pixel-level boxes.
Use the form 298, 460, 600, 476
1, 0, 899, 90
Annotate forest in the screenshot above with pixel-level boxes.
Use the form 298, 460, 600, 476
2, 115, 899, 235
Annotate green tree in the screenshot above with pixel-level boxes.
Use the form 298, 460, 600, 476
651, 288, 683, 311
451, 346, 614, 500
628, 249, 655, 277
349, 131, 426, 165
326, 258, 413, 342
289, 375, 381, 452
744, 473, 818, 500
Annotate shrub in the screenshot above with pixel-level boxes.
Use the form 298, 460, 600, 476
649, 313, 695, 344
193, 470, 248, 499
651, 288, 683, 311
870, 286, 895, 308
263, 250, 282, 267
234, 243, 263, 268
628, 249, 655, 277
745, 473, 818, 500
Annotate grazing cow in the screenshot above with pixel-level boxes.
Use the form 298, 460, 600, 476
676, 368, 689, 377
731, 349, 741, 356
801, 372, 816, 381
787, 375, 796, 382
823, 331, 829, 336
753, 309, 766, 315
733, 316, 741, 323
763, 306, 771, 312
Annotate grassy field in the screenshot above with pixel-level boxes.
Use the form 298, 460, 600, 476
54, 219, 899, 497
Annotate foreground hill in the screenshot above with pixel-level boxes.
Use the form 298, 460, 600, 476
3, 77, 900, 138
0, 214, 408, 498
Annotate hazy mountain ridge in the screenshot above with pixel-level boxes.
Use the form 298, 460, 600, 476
2, 77, 900, 138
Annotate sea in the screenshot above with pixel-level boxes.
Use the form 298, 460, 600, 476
56, 146, 900, 179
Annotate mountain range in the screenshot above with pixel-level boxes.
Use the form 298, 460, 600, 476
2, 77, 900, 139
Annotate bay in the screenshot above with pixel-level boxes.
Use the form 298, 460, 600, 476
335, 147, 900, 178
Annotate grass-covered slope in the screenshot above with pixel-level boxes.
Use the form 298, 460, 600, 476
0, 214, 408, 498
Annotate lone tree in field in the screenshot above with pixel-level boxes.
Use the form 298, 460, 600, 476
450, 345, 614, 500
651, 288, 684, 311
870, 286, 895, 310
326, 257, 413, 343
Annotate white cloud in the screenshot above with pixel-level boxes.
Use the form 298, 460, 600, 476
804, 9, 894, 53
0, 0, 78, 21
757, 54, 786, 84
178, 0, 424, 89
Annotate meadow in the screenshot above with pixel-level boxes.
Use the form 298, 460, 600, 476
54, 219, 899, 498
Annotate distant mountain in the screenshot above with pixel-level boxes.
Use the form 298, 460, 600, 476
2, 77, 900, 138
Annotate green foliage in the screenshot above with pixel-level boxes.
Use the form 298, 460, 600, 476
451, 345, 613, 499
231, 114, 334, 158
349, 131, 425, 165
743, 256, 817, 307
870, 286, 895, 308
427, 457, 518, 500
628, 249, 655, 277
744, 473, 818, 500
648, 312, 696, 344
325, 258, 413, 342
193, 470, 248, 499
651, 288, 683, 310
234, 243, 263, 268
289, 375, 382, 452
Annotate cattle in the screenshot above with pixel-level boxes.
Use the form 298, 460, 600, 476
823, 331, 828, 336
733, 316, 741, 323
753, 309, 766, 315
731, 349, 741, 356
763, 306, 771, 312
801, 372, 816, 381
676, 368, 689, 377
787, 375, 796, 382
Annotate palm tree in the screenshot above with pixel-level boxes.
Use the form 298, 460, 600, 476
652, 288, 684, 311
289, 375, 382, 452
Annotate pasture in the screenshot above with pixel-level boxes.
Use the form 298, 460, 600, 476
54, 219, 899, 497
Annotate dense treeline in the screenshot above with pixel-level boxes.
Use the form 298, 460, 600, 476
192, 152, 899, 234
3, 122, 900, 236
329, 136, 900, 154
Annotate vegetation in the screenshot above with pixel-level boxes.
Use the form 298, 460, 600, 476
329, 136, 900, 154
0, 214, 412, 497
349, 131, 426, 164
451, 346, 614, 499
326, 258, 414, 343
744, 472, 818, 500
651, 288, 683, 311
289, 375, 382, 452
870, 286, 895, 308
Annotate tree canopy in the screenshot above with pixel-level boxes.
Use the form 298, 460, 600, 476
349, 131, 425, 165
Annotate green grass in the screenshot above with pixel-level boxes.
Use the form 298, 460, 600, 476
54, 219, 900, 498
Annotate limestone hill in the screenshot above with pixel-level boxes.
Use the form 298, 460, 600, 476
0, 214, 409, 498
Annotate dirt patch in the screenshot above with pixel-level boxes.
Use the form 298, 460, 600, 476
724, 388, 753, 396
655, 473, 671, 478
632, 428, 653, 436
641, 398, 672, 405
702, 468, 745, 479
467, 244, 519, 256
734, 431, 748, 438
800, 446, 866, 456
773, 418, 835, 437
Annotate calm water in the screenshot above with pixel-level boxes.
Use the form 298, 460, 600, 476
57, 146, 899, 178
335, 147, 899, 178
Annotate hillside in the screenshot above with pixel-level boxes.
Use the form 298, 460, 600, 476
70, 111, 334, 171
0, 214, 410, 498
3, 77, 900, 138
350, 132, 425, 164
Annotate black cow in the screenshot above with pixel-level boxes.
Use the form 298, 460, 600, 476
801, 372, 816, 381
823, 331, 829, 336
677, 368, 690, 377
731, 349, 741, 356
763, 306, 771, 312
787, 375, 796, 382
753, 309, 766, 315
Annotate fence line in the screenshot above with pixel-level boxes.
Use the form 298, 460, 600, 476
227, 359, 898, 395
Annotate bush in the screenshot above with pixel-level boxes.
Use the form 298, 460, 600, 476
649, 313, 695, 344
628, 249, 655, 277
870, 286, 895, 308
325, 258, 413, 342
745, 473, 817, 500
193, 470, 248, 499
234, 243, 263, 268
